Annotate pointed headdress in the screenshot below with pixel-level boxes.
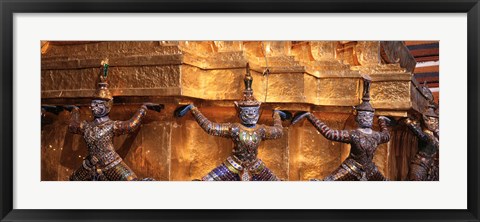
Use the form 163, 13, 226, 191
424, 104, 439, 118
93, 59, 113, 101
235, 63, 261, 108
355, 75, 375, 112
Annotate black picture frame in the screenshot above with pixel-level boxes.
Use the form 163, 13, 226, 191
1, 0, 479, 221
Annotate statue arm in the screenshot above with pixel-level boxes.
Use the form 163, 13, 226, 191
114, 105, 147, 135
68, 107, 84, 134
191, 106, 231, 138
378, 116, 391, 144
405, 119, 429, 142
262, 111, 284, 140
307, 113, 351, 143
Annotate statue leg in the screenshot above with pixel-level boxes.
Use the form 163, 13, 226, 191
103, 161, 138, 181
408, 157, 428, 181
367, 165, 387, 181
433, 153, 439, 180
426, 155, 439, 181
323, 163, 361, 181
408, 163, 427, 181
250, 160, 281, 181
430, 157, 439, 181
201, 163, 240, 181
252, 166, 280, 181
69, 162, 93, 181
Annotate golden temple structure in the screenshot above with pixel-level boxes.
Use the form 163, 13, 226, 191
41, 41, 434, 181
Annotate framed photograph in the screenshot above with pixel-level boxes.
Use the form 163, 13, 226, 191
1, 0, 479, 221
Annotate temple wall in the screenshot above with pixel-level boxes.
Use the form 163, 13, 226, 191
41, 41, 428, 181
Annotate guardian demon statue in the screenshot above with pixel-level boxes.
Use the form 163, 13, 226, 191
292, 76, 391, 181
175, 63, 290, 181
404, 103, 439, 181
67, 60, 158, 181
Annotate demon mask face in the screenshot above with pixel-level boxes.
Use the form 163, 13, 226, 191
356, 110, 374, 129
90, 99, 112, 118
238, 106, 260, 126
423, 115, 439, 132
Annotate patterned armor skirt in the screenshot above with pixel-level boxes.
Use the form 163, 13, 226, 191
70, 158, 137, 181
201, 156, 280, 181
322, 158, 386, 181
408, 151, 439, 181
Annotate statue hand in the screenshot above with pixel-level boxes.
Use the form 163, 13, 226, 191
274, 110, 292, 121
378, 116, 392, 125
63, 105, 79, 112
143, 103, 163, 112
401, 117, 417, 126
291, 111, 310, 125
41, 105, 64, 115
174, 104, 195, 117
405, 118, 413, 125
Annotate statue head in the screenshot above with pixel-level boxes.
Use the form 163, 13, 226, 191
91, 59, 113, 118
420, 83, 439, 133
421, 81, 435, 102
356, 110, 374, 128
91, 99, 112, 118
236, 105, 260, 126
235, 63, 261, 127
422, 104, 439, 132
354, 75, 375, 129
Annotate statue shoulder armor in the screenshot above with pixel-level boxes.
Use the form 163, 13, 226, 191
230, 123, 240, 135
350, 130, 360, 139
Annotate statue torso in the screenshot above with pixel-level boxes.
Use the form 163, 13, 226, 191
349, 129, 382, 167
82, 120, 121, 167
230, 123, 263, 165
418, 129, 439, 155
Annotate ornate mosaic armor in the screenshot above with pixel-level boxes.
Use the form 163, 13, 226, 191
190, 107, 283, 181
406, 104, 439, 181
69, 105, 147, 181
177, 63, 287, 181
408, 151, 439, 181
293, 76, 391, 181
308, 114, 391, 181
68, 60, 152, 181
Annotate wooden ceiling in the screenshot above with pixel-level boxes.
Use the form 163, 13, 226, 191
404, 41, 439, 105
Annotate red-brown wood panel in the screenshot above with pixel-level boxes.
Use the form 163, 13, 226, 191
415, 56, 439, 62
414, 65, 439, 74
404, 41, 439, 46
409, 48, 440, 57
